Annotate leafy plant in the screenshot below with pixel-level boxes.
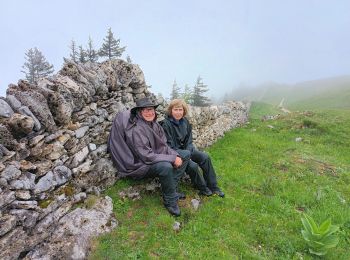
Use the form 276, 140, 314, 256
301, 213, 339, 256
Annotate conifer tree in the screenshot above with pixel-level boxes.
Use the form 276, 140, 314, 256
86, 36, 98, 62
78, 45, 87, 63
21, 47, 54, 84
191, 76, 211, 106
181, 84, 193, 104
99, 28, 126, 60
69, 40, 78, 62
170, 79, 181, 100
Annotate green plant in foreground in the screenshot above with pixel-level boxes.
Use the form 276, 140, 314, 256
301, 213, 340, 256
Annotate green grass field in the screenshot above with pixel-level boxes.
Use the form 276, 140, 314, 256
89, 102, 350, 259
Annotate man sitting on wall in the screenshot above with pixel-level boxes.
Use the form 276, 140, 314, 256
108, 97, 189, 216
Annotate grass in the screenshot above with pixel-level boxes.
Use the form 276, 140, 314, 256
89, 102, 350, 259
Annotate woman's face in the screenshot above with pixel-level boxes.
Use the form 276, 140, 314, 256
171, 105, 184, 120
141, 107, 156, 122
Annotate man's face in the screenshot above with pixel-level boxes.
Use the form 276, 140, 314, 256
141, 107, 156, 122
171, 106, 184, 120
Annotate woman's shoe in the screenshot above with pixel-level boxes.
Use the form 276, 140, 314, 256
199, 187, 213, 196
165, 203, 181, 216
211, 188, 225, 198
176, 192, 186, 200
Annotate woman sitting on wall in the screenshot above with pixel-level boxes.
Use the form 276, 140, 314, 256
160, 99, 224, 197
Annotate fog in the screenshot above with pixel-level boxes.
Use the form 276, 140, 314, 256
1, 0, 350, 99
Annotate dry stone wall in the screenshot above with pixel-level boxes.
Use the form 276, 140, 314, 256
0, 59, 249, 259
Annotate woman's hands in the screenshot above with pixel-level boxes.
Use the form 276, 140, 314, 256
173, 156, 183, 168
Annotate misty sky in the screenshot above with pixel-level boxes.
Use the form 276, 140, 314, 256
1, 0, 350, 98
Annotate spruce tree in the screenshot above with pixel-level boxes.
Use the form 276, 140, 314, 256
191, 76, 211, 106
21, 47, 54, 84
69, 40, 78, 62
86, 36, 98, 62
78, 45, 87, 63
170, 79, 181, 100
99, 28, 126, 60
181, 84, 193, 104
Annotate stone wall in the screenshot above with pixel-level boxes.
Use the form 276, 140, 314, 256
0, 59, 249, 259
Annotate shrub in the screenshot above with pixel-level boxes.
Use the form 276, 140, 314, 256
301, 213, 339, 256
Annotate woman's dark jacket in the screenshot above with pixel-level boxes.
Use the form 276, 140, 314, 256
160, 116, 195, 153
108, 110, 178, 179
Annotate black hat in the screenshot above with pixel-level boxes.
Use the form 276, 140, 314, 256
130, 97, 159, 114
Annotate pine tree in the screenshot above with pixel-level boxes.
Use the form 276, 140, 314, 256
191, 76, 211, 107
69, 40, 78, 62
86, 36, 98, 62
99, 28, 126, 60
78, 45, 87, 63
170, 79, 181, 100
21, 47, 54, 84
181, 84, 193, 104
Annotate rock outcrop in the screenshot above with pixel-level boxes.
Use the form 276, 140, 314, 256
0, 59, 249, 259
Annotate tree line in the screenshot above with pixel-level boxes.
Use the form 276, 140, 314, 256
21, 28, 127, 84
20, 27, 212, 107
169, 76, 211, 107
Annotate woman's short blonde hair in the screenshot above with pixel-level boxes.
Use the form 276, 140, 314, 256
167, 99, 189, 117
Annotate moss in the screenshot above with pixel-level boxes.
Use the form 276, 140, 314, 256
58, 185, 75, 197
38, 198, 53, 208
84, 195, 99, 209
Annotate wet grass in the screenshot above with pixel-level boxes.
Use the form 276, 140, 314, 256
89, 102, 350, 259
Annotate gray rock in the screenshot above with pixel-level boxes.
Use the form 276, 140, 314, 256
173, 221, 181, 232
9, 172, 36, 190
44, 130, 64, 143
34, 166, 72, 194
26, 196, 116, 260
0, 215, 17, 236
6, 95, 22, 110
1, 165, 21, 181
34, 171, 55, 194
7, 113, 34, 136
11, 200, 38, 210
7, 80, 56, 132
9, 209, 39, 228
88, 143, 97, 151
18, 106, 41, 131
0, 191, 15, 208
191, 199, 200, 211
53, 165, 72, 186
0, 99, 14, 118
15, 190, 31, 200
75, 126, 89, 138
70, 146, 89, 168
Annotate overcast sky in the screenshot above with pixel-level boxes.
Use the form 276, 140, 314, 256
1, 0, 350, 98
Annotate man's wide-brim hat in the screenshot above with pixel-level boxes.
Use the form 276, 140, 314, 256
130, 97, 159, 114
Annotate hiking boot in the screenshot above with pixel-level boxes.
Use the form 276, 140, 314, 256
176, 192, 186, 200
165, 203, 181, 216
211, 188, 225, 198
199, 187, 213, 196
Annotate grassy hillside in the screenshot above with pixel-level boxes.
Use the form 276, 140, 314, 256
89, 102, 350, 259
233, 75, 350, 110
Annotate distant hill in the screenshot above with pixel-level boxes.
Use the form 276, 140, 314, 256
232, 75, 350, 110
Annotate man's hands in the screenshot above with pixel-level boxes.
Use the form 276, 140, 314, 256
173, 156, 183, 168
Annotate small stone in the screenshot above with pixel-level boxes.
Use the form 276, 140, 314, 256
88, 143, 97, 151
295, 137, 303, 142
173, 221, 181, 231
75, 126, 90, 139
20, 160, 37, 171
191, 199, 200, 211
15, 190, 31, 200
